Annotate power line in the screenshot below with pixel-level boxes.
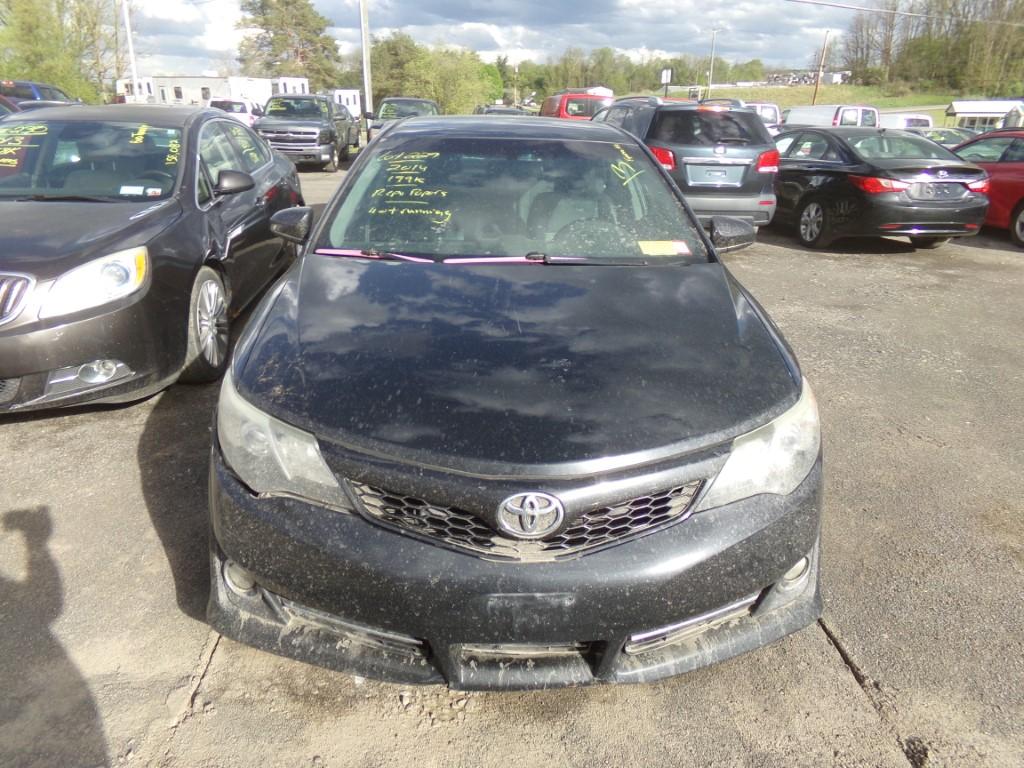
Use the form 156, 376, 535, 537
783, 0, 1024, 28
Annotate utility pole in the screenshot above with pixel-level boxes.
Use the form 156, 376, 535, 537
707, 28, 722, 99
812, 29, 830, 105
121, 0, 141, 103
359, 0, 373, 117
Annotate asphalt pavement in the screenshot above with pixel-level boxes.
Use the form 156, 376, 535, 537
0, 164, 1021, 767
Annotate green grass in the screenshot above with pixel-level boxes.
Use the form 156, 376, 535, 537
652, 84, 958, 111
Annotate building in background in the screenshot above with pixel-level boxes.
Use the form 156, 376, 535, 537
114, 76, 310, 107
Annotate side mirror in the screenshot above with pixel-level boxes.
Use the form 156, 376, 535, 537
214, 170, 255, 196
364, 111, 374, 121
706, 216, 756, 253
270, 206, 313, 244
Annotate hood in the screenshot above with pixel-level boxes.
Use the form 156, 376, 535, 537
0, 199, 181, 280
255, 117, 324, 132
237, 257, 800, 473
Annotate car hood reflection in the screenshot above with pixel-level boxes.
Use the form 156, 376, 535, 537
237, 256, 800, 473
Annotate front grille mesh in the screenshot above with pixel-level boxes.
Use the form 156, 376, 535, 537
0, 275, 31, 325
349, 480, 703, 562
0, 377, 20, 405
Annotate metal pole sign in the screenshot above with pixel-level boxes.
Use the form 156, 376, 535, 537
661, 68, 672, 97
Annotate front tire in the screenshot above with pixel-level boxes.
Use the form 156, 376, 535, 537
339, 141, 350, 162
909, 236, 951, 250
180, 267, 230, 384
796, 199, 833, 248
1011, 201, 1024, 248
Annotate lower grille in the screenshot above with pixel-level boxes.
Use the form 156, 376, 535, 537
0, 377, 20, 404
349, 480, 703, 562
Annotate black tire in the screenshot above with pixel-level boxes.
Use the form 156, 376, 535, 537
909, 236, 951, 250
796, 198, 833, 248
1011, 201, 1024, 248
339, 141, 350, 162
180, 267, 230, 384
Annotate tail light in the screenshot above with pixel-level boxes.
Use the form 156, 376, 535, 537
650, 146, 676, 171
756, 149, 780, 173
849, 175, 911, 194
967, 178, 990, 194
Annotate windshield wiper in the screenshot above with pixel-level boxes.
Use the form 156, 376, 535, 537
18, 193, 118, 203
525, 252, 651, 266
312, 247, 435, 263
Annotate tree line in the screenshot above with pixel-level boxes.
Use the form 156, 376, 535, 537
839, 0, 1024, 95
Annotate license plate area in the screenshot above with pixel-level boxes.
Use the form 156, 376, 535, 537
685, 163, 746, 187
909, 182, 966, 201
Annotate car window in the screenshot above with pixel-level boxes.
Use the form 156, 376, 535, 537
775, 135, 797, 155
379, 100, 439, 119
211, 100, 247, 114
199, 121, 245, 178
265, 97, 327, 119
861, 110, 877, 127
851, 134, 958, 160
337, 105, 352, 120
221, 121, 270, 172
787, 134, 838, 160
564, 97, 610, 117
602, 105, 631, 128
954, 137, 1015, 163
318, 136, 709, 262
839, 108, 859, 126
0, 119, 182, 199
197, 165, 213, 206
1000, 139, 1024, 162
0, 82, 35, 99
649, 109, 768, 146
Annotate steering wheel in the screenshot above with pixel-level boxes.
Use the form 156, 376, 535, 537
137, 170, 175, 184
552, 218, 639, 255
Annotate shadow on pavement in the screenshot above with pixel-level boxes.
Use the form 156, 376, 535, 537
0, 507, 109, 768
137, 383, 220, 622
756, 226, 919, 255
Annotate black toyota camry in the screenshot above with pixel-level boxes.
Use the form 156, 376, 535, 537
0, 105, 302, 412
208, 116, 823, 690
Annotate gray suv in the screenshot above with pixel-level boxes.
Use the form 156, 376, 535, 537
594, 97, 779, 226
254, 95, 360, 172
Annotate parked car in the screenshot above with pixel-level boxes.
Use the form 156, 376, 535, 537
366, 97, 440, 142
255, 94, 359, 171
0, 95, 20, 118
594, 96, 779, 226
539, 90, 612, 120
0, 79, 73, 103
782, 104, 880, 128
0, 105, 303, 412
953, 128, 1024, 247
207, 115, 823, 690
772, 127, 989, 249
745, 101, 782, 126
879, 113, 933, 129
210, 97, 263, 127
907, 127, 978, 149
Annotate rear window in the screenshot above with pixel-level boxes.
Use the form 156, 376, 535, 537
317, 136, 708, 262
211, 100, 247, 114
0, 82, 34, 99
905, 117, 929, 128
379, 100, 439, 119
564, 97, 612, 118
849, 135, 958, 161
649, 109, 769, 146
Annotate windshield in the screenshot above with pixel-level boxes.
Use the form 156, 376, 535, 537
265, 97, 327, 119
317, 136, 708, 262
565, 97, 612, 117
379, 100, 440, 119
0, 120, 183, 200
212, 100, 246, 113
849, 134, 960, 161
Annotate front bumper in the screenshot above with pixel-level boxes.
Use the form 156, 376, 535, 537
0, 290, 178, 412
208, 450, 824, 690
260, 138, 334, 165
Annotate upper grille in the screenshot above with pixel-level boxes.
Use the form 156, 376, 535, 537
258, 130, 320, 152
0, 274, 31, 325
349, 480, 703, 563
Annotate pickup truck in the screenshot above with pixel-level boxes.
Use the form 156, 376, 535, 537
254, 94, 360, 171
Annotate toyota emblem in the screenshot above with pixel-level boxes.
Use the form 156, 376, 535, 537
496, 493, 565, 539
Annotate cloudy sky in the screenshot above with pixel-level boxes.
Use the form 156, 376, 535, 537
131, 0, 852, 76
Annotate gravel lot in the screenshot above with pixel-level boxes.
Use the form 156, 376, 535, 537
1, 165, 1021, 767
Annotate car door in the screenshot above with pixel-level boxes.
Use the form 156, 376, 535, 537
955, 136, 1023, 227
329, 102, 349, 146
199, 119, 281, 308
776, 131, 851, 219
336, 104, 357, 146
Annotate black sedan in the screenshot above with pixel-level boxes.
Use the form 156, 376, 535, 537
207, 116, 824, 690
0, 105, 302, 412
773, 127, 989, 249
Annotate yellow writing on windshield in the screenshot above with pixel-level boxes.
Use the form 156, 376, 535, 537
0, 123, 48, 137
164, 138, 181, 166
370, 151, 452, 225
0, 127, 46, 169
370, 205, 452, 225
130, 124, 149, 144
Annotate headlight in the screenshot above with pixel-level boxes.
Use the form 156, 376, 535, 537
318, 130, 332, 144
39, 247, 148, 319
217, 374, 349, 510
695, 379, 820, 511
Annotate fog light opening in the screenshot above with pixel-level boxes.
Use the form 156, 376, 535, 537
78, 359, 120, 384
782, 557, 810, 585
223, 559, 257, 596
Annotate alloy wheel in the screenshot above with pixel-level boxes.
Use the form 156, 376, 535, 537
1014, 208, 1024, 246
799, 202, 824, 244
196, 279, 229, 368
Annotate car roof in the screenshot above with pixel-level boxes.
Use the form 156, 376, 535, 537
0, 103, 210, 127
384, 115, 630, 142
